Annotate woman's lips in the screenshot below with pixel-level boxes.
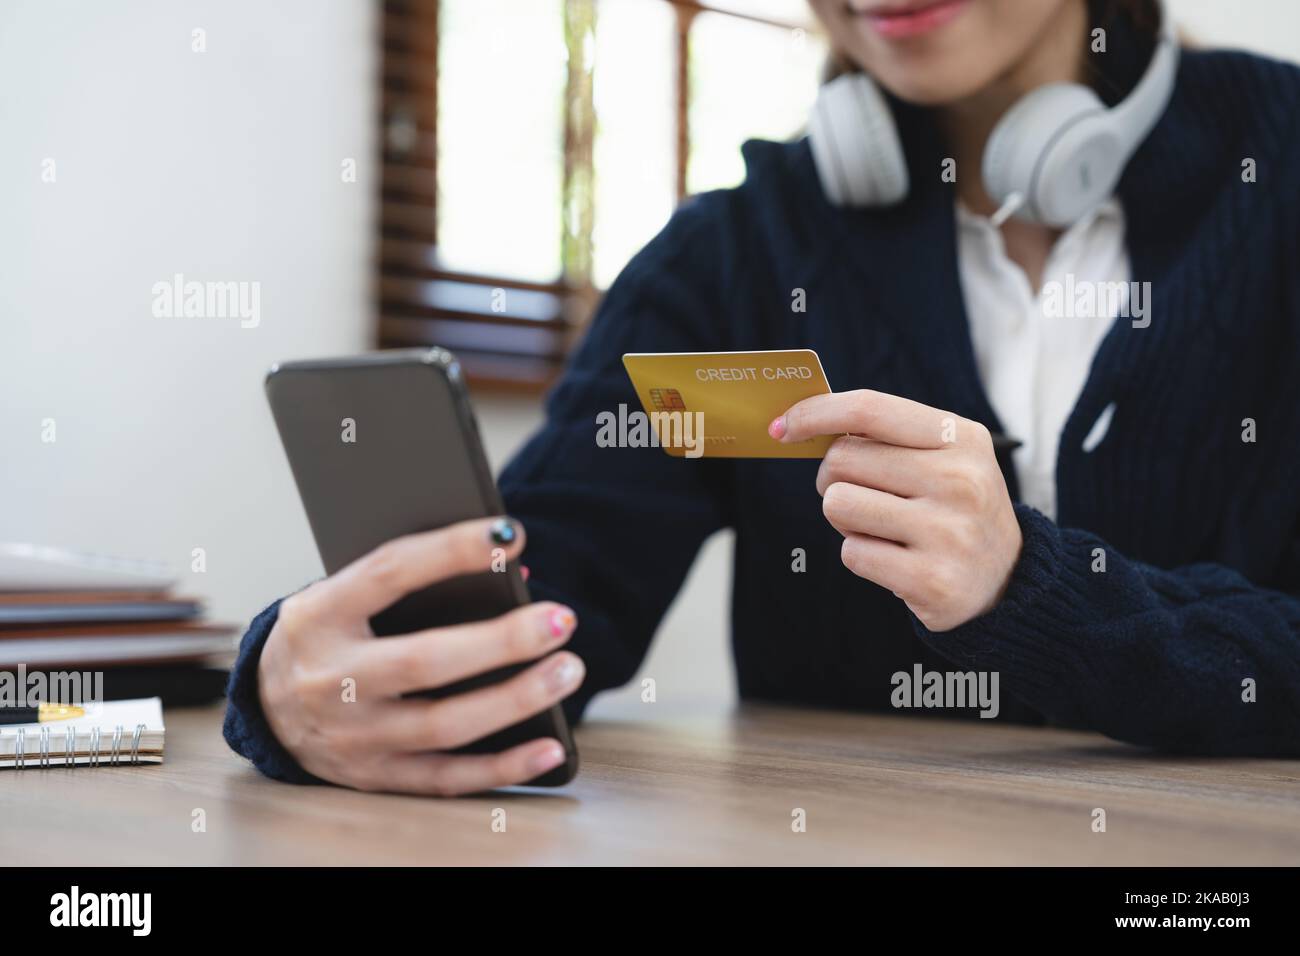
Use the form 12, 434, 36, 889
856, 0, 971, 39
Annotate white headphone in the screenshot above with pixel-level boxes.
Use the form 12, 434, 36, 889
808, 0, 1179, 227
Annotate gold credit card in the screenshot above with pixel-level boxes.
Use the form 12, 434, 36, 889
621, 349, 834, 458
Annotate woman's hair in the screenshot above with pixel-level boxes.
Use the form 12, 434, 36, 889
1104, 0, 1160, 33
1083, 0, 1163, 102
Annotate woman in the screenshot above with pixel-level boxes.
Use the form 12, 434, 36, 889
226, 0, 1300, 793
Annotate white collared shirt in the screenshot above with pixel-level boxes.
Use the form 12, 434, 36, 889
956, 198, 1128, 521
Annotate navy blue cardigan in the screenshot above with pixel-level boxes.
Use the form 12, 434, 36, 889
226, 47, 1300, 782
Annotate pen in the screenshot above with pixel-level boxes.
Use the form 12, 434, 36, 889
0, 703, 86, 726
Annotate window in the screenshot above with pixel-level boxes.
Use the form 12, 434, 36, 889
687, 10, 825, 195
378, 0, 826, 388
435, 0, 568, 283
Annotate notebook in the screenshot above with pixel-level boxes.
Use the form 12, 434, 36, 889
0, 698, 164, 769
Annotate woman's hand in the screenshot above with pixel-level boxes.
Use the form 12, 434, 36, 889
257, 517, 583, 795
771, 390, 1023, 632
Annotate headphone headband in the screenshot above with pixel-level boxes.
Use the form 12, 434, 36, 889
1111, 1, 1178, 148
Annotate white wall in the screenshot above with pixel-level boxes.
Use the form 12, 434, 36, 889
0, 1, 374, 624
1168, 0, 1300, 63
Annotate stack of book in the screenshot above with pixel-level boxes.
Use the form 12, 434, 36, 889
0, 543, 235, 705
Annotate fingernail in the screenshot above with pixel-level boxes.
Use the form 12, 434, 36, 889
489, 517, 518, 546
546, 654, 585, 693
548, 606, 576, 640
520, 564, 531, 581
528, 741, 566, 776
768, 415, 786, 440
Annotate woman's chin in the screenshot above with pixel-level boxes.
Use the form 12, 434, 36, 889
868, 66, 993, 107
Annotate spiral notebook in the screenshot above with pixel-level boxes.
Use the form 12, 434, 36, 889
0, 698, 164, 769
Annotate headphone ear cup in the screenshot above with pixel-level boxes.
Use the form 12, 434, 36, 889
983, 83, 1107, 225
809, 73, 909, 208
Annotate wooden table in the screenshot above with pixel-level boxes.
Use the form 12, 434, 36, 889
3, 701, 1299, 865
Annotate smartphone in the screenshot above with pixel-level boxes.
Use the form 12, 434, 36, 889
264, 347, 578, 786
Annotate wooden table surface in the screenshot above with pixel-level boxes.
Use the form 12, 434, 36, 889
3, 701, 1299, 865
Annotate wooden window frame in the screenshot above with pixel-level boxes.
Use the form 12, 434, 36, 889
377, 0, 811, 391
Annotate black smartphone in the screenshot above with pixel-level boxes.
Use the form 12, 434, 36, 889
264, 347, 578, 786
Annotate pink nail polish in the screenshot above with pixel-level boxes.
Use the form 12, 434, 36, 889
549, 607, 576, 638
520, 564, 531, 581
768, 416, 786, 440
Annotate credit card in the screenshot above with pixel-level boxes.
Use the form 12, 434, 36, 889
621, 349, 834, 458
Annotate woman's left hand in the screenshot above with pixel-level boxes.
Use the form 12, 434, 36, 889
771, 389, 1023, 632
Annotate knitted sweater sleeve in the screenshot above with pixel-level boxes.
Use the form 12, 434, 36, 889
913, 505, 1300, 755
222, 598, 323, 784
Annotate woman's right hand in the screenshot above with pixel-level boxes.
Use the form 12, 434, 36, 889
256, 517, 584, 795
